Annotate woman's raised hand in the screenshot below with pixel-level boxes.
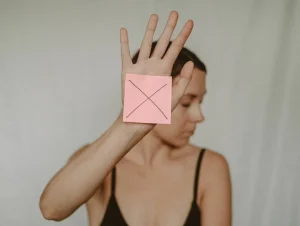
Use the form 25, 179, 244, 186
120, 11, 194, 111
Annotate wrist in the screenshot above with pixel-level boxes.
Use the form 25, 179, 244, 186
113, 110, 154, 136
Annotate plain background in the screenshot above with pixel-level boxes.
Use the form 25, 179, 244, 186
1, 0, 299, 225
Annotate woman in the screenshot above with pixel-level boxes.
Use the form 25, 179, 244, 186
39, 11, 232, 226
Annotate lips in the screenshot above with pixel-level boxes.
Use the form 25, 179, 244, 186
183, 126, 196, 136
187, 128, 195, 134
183, 131, 194, 136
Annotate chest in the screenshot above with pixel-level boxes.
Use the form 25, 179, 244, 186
112, 164, 198, 226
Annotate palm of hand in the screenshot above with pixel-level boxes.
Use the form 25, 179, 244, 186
119, 11, 194, 122
121, 57, 169, 95
124, 57, 169, 77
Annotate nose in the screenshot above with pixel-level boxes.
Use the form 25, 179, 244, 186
190, 105, 205, 123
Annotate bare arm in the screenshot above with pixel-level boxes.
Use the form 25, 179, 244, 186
39, 115, 152, 221
201, 152, 232, 226
39, 11, 195, 222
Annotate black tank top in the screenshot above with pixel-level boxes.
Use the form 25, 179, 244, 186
100, 148, 206, 226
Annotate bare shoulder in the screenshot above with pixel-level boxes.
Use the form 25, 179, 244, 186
188, 144, 229, 169
202, 149, 230, 173
189, 145, 232, 224
188, 144, 231, 190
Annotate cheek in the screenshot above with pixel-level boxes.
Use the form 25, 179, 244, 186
154, 106, 188, 140
154, 110, 186, 136
171, 105, 188, 125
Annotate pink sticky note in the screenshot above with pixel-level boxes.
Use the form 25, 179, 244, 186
123, 73, 172, 124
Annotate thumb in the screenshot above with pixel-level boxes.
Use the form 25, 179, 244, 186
171, 61, 194, 110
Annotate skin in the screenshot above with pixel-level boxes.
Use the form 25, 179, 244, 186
39, 11, 232, 226
153, 68, 206, 148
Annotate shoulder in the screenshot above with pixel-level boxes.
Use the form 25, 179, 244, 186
189, 146, 232, 224
188, 144, 229, 170
189, 145, 231, 191
202, 149, 230, 175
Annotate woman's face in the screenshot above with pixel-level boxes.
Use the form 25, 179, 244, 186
152, 68, 206, 147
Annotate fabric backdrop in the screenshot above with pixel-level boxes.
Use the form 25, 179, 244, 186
1, 0, 299, 225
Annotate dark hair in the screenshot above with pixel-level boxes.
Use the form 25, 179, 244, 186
132, 41, 207, 77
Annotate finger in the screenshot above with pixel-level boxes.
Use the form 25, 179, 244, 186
137, 14, 158, 62
171, 61, 194, 109
120, 28, 132, 70
151, 11, 178, 58
164, 20, 194, 65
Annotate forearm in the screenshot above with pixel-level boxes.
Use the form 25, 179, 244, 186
39, 115, 152, 220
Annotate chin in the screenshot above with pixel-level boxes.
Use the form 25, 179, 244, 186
167, 137, 190, 148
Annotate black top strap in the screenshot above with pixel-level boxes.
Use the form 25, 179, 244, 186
193, 148, 206, 201
111, 167, 116, 194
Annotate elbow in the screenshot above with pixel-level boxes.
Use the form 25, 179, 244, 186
39, 197, 65, 221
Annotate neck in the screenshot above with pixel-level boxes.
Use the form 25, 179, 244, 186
125, 130, 174, 167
